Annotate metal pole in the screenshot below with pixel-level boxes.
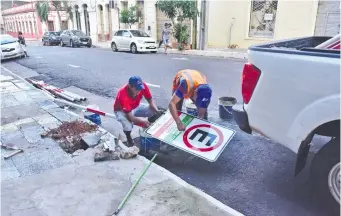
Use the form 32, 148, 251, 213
113, 153, 158, 215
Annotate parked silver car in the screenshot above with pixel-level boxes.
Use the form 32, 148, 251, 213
60, 30, 92, 48
0, 34, 26, 60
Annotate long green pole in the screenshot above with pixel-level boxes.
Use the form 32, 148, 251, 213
113, 153, 158, 215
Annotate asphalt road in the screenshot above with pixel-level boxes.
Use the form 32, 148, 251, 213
2, 44, 335, 216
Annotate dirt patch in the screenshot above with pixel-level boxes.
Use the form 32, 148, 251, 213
41, 121, 98, 153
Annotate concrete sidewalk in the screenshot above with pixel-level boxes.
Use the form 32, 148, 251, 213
93, 41, 248, 60
0, 67, 244, 216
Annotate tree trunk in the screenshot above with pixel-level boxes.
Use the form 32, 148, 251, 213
42, 22, 47, 33
56, 10, 62, 31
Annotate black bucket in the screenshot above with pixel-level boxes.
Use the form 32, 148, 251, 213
218, 97, 237, 119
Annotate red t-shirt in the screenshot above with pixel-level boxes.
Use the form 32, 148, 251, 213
113, 83, 152, 113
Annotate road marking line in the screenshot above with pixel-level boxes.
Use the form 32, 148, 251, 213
146, 83, 160, 88
172, 57, 188, 61
36, 56, 42, 59
68, 64, 80, 68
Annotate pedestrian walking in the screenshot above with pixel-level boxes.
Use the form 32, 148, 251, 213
113, 76, 160, 147
18, 31, 29, 57
168, 70, 212, 131
162, 23, 173, 54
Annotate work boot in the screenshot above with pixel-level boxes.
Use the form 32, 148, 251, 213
123, 131, 135, 147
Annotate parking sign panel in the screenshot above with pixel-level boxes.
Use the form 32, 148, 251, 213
146, 110, 236, 162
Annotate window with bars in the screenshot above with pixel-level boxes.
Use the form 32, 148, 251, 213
248, 0, 278, 38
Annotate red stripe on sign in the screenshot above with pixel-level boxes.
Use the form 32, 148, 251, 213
153, 116, 175, 138
86, 108, 106, 116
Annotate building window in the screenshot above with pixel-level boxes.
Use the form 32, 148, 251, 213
248, 0, 278, 38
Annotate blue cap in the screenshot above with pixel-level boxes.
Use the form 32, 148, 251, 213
129, 76, 144, 91
196, 84, 212, 108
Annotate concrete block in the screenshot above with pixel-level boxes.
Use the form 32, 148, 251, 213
11, 146, 75, 177
39, 100, 60, 110
21, 125, 45, 143
81, 132, 101, 148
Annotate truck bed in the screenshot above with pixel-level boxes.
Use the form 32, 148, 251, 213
249, 36, 340, 58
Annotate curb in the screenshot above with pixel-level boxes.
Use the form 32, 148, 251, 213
92, 43, 248, 60
2, 65, 244, 216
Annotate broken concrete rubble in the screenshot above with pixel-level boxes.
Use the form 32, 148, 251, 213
120, 146, 139, 159
41, 120, 98, 153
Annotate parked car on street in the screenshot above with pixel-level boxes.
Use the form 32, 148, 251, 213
60, 30, 92, 48
0, 34, 26, 60
111, 29, 157, 54
232, 35, 340, 214
42, 31, 61, 46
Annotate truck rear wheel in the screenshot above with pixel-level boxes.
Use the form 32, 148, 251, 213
310, 136, 340, 214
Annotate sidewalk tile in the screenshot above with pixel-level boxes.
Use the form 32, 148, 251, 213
33, 113, 59, 125
0, 123, 19, 133
13, 82, 33, 91
1, 129, 24, 143
48, 110, 79, 122
11, 147, 74, 177
1, 151, 21, 181
11, 92, 34, 104
11, 208, 44, 216
10, 103, 47, 120
40, 121, 62, 131
39, 100, 60, 110
21, 125, 45, 144
13, 118, 35, 126
1, 95, 20, 108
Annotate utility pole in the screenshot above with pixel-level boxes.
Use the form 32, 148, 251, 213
198, 0, 205, 50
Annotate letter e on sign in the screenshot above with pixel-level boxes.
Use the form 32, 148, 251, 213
183, 124, 224, 152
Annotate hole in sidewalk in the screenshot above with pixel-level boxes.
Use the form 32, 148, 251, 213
41, 120, 98, 153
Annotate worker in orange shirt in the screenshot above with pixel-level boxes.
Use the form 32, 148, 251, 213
168, 70, 212, 131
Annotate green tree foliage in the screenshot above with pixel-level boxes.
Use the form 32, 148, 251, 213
120, 6, 139, 29
156, 0, 198, 49
35, 1, 49, 23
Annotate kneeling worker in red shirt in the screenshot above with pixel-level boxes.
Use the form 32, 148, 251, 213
113, 76, 160, 146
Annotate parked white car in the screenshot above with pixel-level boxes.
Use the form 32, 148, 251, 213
0, 34, 26, 60
111, 29, 157, 54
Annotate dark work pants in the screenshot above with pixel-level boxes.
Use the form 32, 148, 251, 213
172, 91, 208, 120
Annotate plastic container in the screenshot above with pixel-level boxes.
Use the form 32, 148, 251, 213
218, 97, 237, 119
84, 104, 102, 125
185, 100, 198, 116
139, 130, 161, 153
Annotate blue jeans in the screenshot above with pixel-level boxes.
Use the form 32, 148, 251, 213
114, 104, 155, 131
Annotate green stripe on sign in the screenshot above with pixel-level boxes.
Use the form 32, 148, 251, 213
164, 114, 194, 143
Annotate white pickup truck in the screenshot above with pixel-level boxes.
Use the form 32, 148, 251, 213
232, 35, 340, 212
